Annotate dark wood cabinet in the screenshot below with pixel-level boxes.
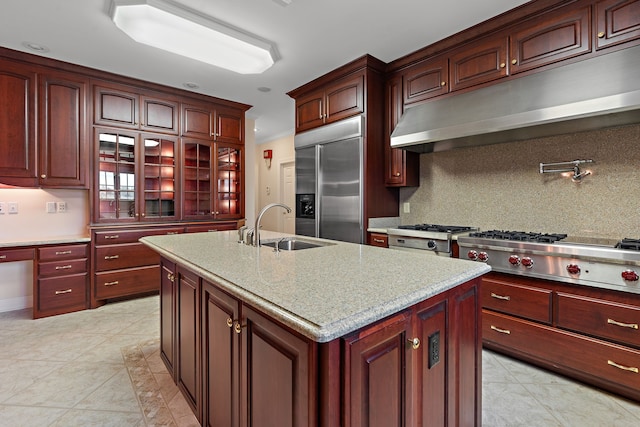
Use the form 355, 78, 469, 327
510, 5, 591, 74
293, 73, 364, 133
182, 102, 244, 144
38, 71, 88, 187
385, 75, 419, 187
0, 59, 37, 185
450, 34, 509, 92
403, 55, 449, 105
595, 0, 640, 49
160, 258, 177, 379
368, 232, 389, 247
482, 272, 640, 401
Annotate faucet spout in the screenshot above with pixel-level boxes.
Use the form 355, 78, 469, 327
253, 203, 292, 246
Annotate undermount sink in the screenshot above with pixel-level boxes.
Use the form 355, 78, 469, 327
260, 237, 335, 251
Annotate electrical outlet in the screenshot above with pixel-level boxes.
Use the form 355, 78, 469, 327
46, 202, 57, 213
0, 202, 5, 214
403, 202, 410, 213
57, 201, 67, 213
8, 202, 18, 214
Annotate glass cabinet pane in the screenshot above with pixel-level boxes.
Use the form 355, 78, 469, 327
216, 145, 242, 216
98, 132, 137, 220
143, 137, 176, 219
183, 141, 212, 217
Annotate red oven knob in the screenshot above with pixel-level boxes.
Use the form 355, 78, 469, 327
467, 250, 478, 261
521, 257, 534, 269
478, 252, 489, 262
566, 264, 581, 275
508, 255, 521, 266
621, 270, 639, 282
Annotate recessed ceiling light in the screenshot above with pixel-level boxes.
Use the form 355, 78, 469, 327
22, 42, 50, 53
257, 87, 271, 93
109, 0, 279, 74
183, 82, 200, 90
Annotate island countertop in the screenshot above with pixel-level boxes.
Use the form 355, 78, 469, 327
141, 230, 490, 342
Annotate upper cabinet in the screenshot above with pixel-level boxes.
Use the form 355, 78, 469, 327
94, 83, 179, 134
0, 59, 37, 185
403, 55, 448, 105
449, 34, 509, 92
385, 76, 419, 187
182, 101, 244, 144
293, 73, 364, 133
595, 0, 640, 50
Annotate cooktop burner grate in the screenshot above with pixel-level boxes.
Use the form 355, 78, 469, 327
616, 238, 640, 251
398, 224, 476, 233
469, 230, 568, 243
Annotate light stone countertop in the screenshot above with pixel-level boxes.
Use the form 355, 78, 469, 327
141, 230, 490, 343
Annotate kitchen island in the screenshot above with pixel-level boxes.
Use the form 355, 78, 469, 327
141, 230, 490, 427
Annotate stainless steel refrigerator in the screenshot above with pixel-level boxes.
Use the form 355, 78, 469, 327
295, 116, 364, 244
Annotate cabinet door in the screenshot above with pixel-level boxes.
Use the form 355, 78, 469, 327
160, 258, 177, 378
183, 139, 214, 219
324, 73, 364, 125
177, 268, 202, 420
214, 106, 243, 144
240, 305, 315, 427
141, 95, 179, 134
450, 34, 509, 91
295, 89, 324, 133
182, 102, 214, 139
215, 144, 243, 219
95, 129, 139, 222
94, 85, 139, 129
403, 55, 449, 105
385, 76, 419, 187
596, 0, 640, 50
0, 59, 36, 184
38, 71, 88, 187
344, 312, 411, 427
202, 281, 240, 427
510, 6, 591, 74
140, 134, 178, 221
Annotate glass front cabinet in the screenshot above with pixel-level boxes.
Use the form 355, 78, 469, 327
95, 128, 178, 223
182, 139, 243, 220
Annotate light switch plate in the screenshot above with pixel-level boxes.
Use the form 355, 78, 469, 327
8, 202, 18, 214
0, 202, 5, 214
403, 202, 410, 213
57, 201, 67, 213
46, 202, 57, 213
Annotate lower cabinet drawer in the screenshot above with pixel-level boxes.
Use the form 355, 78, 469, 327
38, 258, 88, 277
0, 248, 35, 263
38, 244, 88, 261
95, 265, 160, 299
482, 279, 552, 324
556, 292, 640, 349
38, 273, 87, 312
95, 243, 160, 271
483, 310, 640, 398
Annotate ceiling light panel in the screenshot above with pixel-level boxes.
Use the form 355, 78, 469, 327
109, 0, 278, 74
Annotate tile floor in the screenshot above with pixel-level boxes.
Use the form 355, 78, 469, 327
1, 294, 639, 426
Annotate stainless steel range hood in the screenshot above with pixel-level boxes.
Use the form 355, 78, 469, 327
391, 44, 640, 153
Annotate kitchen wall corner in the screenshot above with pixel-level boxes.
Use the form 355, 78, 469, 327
245, 118, 257, 227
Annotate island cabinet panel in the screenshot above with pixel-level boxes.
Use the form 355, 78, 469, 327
596, 0, 640, 50
160, 259, 177, 379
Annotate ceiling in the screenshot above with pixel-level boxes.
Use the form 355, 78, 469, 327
0, 0, 530, 144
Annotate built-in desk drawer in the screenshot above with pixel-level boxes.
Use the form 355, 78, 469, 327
38, 258, 88, 277
482, 278, 553, 324
95, 265, 160, 299
38, 274, 87, 312
38, 244, 87, 261
95, 243, 160, 271
0, 248, 35, 263
557, 292, 640, 349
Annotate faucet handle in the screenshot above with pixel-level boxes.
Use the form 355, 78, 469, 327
238, 225, 248, 243
244, 228, 255, 246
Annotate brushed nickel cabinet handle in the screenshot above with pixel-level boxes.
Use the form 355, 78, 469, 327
104, 281, 119, 286
104, 255, 120, 260
490, 325, 511, 335
55, 250, 73, 255
55, 265, 73, 270
608, 359, 639, 373
373, 238, 385, 243
0, 255, 6, 260
490, 293, 511, 301
607, 318, 638, 330
55, 289, 73, 295
104, 235, 120, 239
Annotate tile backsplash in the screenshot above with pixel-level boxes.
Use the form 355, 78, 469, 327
399, 124, 640, 239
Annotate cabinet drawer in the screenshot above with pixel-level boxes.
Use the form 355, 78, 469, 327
368, 233, 388, 248
557, 292, 640, 348
185, 223, 236, 233
0, 248, 35, 263
95, 243, 159, 271
95, 265, 160, 299
38, 258, 87, 277
38, 244, 88, 261
482, 279, 552, 323
484, 310, 640, 397
94, 227, 183, 244
38, 273, 87, 311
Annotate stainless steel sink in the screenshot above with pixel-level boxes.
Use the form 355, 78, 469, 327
260, 237, 335, 251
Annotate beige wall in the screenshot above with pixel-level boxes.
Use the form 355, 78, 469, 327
255, 134, 295, 232
399, 124, 640, 239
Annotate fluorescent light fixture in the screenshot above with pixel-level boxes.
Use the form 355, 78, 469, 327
109, 0, 278, 74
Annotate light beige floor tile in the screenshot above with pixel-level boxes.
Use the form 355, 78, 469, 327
48, 408, 146, 427
0, 404, 67, 426
75, 368, 141, 413
482, 381, 562, 426
0, 359, 66, 403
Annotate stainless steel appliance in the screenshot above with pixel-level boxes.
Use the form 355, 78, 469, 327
295, 116, 364, 244
458, 231, 640, 295
387, 224, 478, 257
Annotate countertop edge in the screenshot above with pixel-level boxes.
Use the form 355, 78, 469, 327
0, 236, 91, 249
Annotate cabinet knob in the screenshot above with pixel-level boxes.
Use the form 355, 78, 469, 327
511, 59, 517, 65
440, 81, 446, 87
500, 62, 506, 69
598, 31, 605, 38
394, 172, 401, 177
226, 318, 233, 328
234, 322, 247, 334
408, 337, 420, 350
41, 174, 47, 179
